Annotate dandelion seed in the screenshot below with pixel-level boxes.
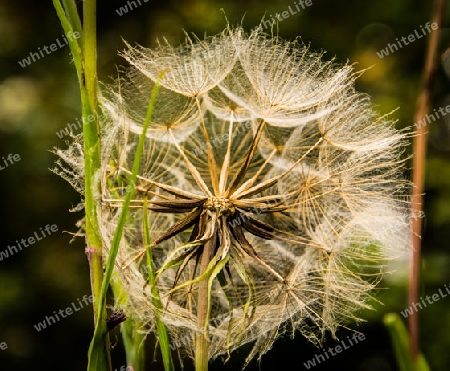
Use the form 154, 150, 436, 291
55, 25, 410, 368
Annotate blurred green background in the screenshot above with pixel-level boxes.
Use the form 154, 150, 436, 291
1, 0, 450, 370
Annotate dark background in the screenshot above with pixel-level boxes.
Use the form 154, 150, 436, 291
1, 0, 450, 370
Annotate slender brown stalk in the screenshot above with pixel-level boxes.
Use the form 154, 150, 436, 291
409, 0, 446, 360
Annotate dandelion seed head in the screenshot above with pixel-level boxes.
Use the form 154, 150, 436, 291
56, 25, 410, 367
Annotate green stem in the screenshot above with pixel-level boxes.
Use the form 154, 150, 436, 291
195, 239, 214, 371
111, 277, 146, 371
81, 0, 104, 328
52, 0, 110, 368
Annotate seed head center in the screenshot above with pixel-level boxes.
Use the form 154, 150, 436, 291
205, 197, 234, 216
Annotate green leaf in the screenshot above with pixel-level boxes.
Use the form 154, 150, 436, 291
87, 310, 110, 371
61, 0, 83, 46
383, 313, 430, 371
205, 255, 230, 332
52, 0, 82, 81
88, 71, 166, 371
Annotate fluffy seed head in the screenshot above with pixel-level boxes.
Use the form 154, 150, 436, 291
58, 26, 410, 367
